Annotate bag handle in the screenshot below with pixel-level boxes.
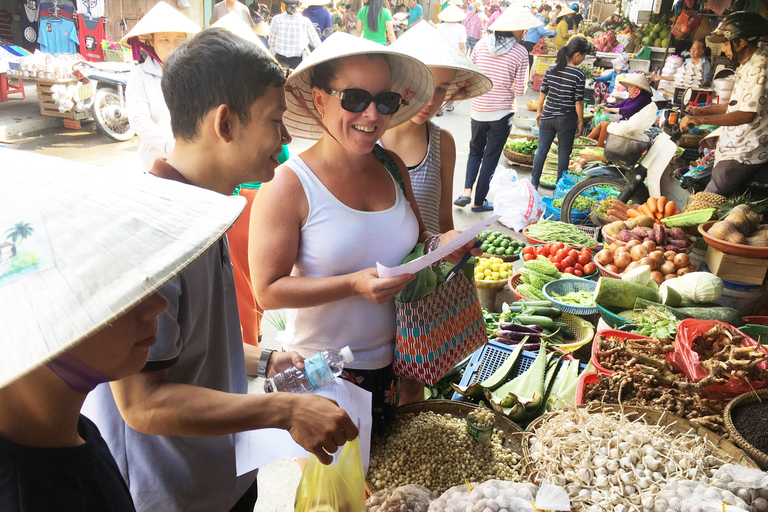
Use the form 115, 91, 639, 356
372, 145, 407, 196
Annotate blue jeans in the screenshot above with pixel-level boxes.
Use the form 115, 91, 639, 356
531, 113, 578, 188
464, 113, 513, 205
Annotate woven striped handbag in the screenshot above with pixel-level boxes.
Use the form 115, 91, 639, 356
393, 272, 488, 385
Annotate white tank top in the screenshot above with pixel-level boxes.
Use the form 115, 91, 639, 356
282, 156, 421, 369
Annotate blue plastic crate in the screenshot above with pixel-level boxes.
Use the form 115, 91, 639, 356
451, 341, 587, 401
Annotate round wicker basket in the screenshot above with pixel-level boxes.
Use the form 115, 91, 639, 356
522, 404, 760, 481
503, 147, 535, 166
679, 130, 710, 149
724, 389, 768, 470
508, 273, 534, 301
594, 258, 622, 278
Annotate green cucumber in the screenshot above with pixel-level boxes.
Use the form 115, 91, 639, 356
515, 315, 555, 328
660, 285, 682, 307
510, 301, 554, 308
560, 328, 576, 339
593, 277, 662, 310
634, 298, 743, 325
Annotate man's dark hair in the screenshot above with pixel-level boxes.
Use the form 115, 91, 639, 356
538, 4, 552, 12
162, 28, 286, 142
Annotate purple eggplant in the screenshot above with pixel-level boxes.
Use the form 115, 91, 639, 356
493, 338, 541, 351
498, 322, 544, 333
495, 330, 543, 341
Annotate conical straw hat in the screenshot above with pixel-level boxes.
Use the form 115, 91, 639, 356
0, 148, 245, 389
254, 20, 270, 36
213, 12, 272, 56
555, 5, 575, 19
284, 32, 434, 140
619, 72, 652, 94
438, 4, 466, 22
488, 4, 543, 31
390, 22, 491, 101
120, 2, 200, 46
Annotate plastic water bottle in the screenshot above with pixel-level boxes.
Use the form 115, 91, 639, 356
263, 346, 354, 393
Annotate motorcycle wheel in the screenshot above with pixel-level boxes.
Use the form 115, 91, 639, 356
91, 87, 134, 142
560, 176, 647, 225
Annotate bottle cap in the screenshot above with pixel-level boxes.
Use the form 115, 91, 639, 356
340, 346, 354, 363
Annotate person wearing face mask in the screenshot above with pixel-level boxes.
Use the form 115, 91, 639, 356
680, 12, 768, 196
0, 149, 245, 512
484, 0, 508, 29
269, 0, 322, 69
124, 3, 200, 172
250, 32, 480, 430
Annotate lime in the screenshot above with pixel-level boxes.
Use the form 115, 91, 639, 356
505, 247, 515, 255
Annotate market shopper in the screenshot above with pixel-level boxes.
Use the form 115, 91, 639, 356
0, 149, 245, 512
83, 28, 358, 512
124, 3, 199, 172
522, 3, 556, 68
531, 36, 589, 189
462, 0, 485, 54
680, 12, 768, 196
484, 0, 508, 29
587, 73, 653, 147
210, 0, 254, 25
269, 0, 322, 70
250, 32, 479, 424
356, 0, 396, 45
553, 5, 574, 49
302, 0, 333, 42
454, 5, 536, 212
407, 0, 423, 29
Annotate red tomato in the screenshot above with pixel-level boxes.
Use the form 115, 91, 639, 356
562, 256, 575, 268
568, 249, 579, 260
584, 262, 596, 275
564, 266, 575, 275
549, 244, 559, 256
523, 246, 534, 255
523, 253, 535, 261
574, 269, 584, 277
554, 242, 565, 252
552, 255, 563, 264
556, 248, 569, 259
536, 247, 547, 256
577, 253, 590, 266
575, 263, 584, 272
581, 248, 592, 257
554, 262, 563, 271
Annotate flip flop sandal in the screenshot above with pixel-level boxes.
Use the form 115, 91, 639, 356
453, 195, 471, 207
471, 200, 494, 212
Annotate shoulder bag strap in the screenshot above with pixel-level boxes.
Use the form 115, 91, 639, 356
372, 145, 407, 196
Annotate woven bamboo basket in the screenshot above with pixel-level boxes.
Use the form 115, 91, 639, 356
724, 389, 768, 470
504, 147, 535, 166
522, 404, 760, 482
679, 131, 710, 149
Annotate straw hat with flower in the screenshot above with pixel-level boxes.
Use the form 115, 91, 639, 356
487, 4, 543, 31
390, 22, 492, 101
283, 32, 435, 140
0, 148, 245, 389
119, 2, 200, 47
437, 4, 466, 22
619, 73, 652, 94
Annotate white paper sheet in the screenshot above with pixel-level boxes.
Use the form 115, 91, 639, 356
376, 214, 500, 278
234, 379, 372, 476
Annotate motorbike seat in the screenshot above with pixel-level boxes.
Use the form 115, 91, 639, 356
746, 166, 768, 188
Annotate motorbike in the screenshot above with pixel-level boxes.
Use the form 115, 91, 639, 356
71, 60, 135, 142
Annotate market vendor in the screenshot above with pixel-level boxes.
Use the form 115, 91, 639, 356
680, 12, 768, 196
553, 5, 575, 49
123, 2, 200, 171
587, 73, 654, 147
0, 150, 243, 511
249, 33, 480, 427
593, 53, 629, 104
522, 3, 556, 69
650, 39, 712, 87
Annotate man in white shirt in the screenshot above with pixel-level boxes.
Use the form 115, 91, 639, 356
269, 0, 321, 70
681, 12, 768, 196
210, 0, 254, 26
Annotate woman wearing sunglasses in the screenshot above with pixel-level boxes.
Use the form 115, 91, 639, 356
250, 32, 479, 428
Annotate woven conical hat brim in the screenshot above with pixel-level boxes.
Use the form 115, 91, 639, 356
284, 32, 435, 140
254, 20, 270, 36
0, 149, 245, 389
556, 6, 575, 18
438, 4, 466, 22
488, 5, 543, 31
619, 73, 652, 94
120, 2, 201, 46
213, 13, 273, 57
390, 22, 491, 101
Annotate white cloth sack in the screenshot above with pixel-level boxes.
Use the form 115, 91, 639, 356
488, 166, 544, 232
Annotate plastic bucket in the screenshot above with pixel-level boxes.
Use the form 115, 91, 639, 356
689, 246, 707, 270
714, 279, 767, 317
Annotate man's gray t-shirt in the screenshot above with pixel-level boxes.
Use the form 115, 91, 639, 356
83, 239, 256, 512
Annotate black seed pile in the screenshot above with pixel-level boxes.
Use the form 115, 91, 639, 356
731, 400, 768, 454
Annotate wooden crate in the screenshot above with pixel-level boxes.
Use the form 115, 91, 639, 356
36, 79, 90, 121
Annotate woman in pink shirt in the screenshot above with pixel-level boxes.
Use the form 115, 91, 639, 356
462, 0, 485, 54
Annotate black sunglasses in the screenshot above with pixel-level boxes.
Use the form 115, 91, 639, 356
329, 88, 403, 115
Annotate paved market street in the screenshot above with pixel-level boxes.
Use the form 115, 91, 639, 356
3, 87, 543, 511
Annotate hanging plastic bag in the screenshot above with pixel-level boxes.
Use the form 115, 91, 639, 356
488, 166, 544, 232
294, 438, 366, 512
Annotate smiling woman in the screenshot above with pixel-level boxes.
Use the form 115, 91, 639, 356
249, 32, 480, 432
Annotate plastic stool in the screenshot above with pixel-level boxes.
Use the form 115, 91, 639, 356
0, 74, 26, 103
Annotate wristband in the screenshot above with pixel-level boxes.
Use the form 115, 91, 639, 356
257, 349, 274, 378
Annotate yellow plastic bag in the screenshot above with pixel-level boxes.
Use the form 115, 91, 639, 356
294, 438, 366, 512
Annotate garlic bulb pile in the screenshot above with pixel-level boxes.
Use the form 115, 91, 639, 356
427, 480, 539, 512
526, 408, 734, 511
